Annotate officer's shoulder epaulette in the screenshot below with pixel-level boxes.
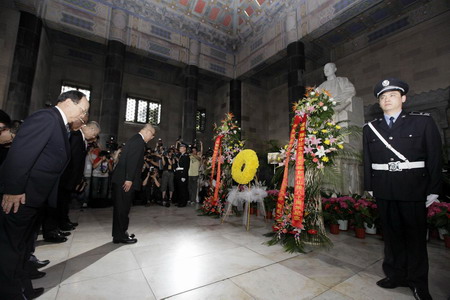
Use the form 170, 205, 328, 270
363, 118, 377, 127
409, 111, 430, 117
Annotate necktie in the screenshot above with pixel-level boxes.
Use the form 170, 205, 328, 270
388, 116, 394, 129
64, 124, 70, 137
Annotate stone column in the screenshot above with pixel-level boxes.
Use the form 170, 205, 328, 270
229, 79, 241, 127
287, 41, 305, 121
182, 39, 200, 144
99, 8, 127, 141
5, 11, 42, 120
285, 11, 305, 121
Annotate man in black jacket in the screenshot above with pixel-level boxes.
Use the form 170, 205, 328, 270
0, 90, 89, 300
111, 124, 155, 244
363, 78, 441, 300
175, 143, 190, 207
57, 120, 101, 230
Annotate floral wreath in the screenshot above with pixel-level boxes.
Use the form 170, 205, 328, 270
231, 149, 259, 184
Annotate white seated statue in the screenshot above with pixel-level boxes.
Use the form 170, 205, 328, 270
318, 63, 359, 125
318, 62, 363, 194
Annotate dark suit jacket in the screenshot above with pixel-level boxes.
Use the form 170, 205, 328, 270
363, 111, 442, 201
60, 130, 87, 190
0, 107, 70, 208
111, 134, 145, 190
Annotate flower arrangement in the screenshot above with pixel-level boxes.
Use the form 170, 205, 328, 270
322, 196, 355, 224
214, 113, 243, 165
277, 88, 346, 170
427, 201, 450, 234
266, 88, 347, 253
200, 113, 244, 217
266, 187, 331, 253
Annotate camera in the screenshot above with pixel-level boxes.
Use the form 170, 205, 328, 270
99, 150, 111, 159
149, 167, 157, 175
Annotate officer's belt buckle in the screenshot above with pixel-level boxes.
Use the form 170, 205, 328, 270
388, 161, 402, 172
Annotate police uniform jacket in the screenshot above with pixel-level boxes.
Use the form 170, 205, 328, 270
363, 111, 441, 201
176, 153, 190, 179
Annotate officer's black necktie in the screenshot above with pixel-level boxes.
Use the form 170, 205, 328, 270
388, 116, 394, 129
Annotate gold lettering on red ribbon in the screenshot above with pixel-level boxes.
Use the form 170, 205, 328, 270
275, 115, 302, 219
210, 135, 223, 184
292, 120, 306, 228
275, 115, 307, 228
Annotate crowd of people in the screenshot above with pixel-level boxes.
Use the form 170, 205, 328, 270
0, 90, 209, 299
78, 136, 209, 209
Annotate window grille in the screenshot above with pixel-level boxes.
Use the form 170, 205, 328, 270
61, 84, 91, 101
126, 97, 161, 125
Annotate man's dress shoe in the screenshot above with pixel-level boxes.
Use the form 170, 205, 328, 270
69, 221, 78, 227
29, 270, 46, 280
113, 237, 138, 244
59, 223, 75, 231
411, 287, 433, 300
43, 232, 67, 243
26, 287, 44, 299
376, 277, 408, 289
33, 259, 50, 269
59, 230, 71, 237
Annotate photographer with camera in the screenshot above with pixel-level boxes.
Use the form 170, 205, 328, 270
160, 148, 176, 206
91, 150, 113, 207
142, 166, 163, 206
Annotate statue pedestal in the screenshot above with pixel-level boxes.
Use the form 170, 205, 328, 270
330, 97, 364, 195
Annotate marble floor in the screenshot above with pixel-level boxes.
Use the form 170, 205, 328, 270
33, 204, 450, 300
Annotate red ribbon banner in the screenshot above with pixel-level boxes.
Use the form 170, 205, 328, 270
210, 135, 223, 184
275, 115, 301, 219
291, 120, 307, 228
212, 148, 222, 205
275, 115, 307, 228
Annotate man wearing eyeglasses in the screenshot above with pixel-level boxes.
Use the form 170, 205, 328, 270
363, 78, 441, 300
0, 90, 89, 300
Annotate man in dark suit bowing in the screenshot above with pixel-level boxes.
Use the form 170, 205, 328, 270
111, 123, 155, 244
0, 90, 89, 300
57, 120, 101, 231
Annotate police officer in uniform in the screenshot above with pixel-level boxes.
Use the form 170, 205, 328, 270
174, 143, 190, 207
363, 78, 441, 300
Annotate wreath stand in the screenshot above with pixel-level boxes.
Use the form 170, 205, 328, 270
221, 185, 267, 231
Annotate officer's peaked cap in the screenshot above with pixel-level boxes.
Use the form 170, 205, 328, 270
374, 78, 409, 98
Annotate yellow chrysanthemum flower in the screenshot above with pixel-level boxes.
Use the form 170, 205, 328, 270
336, 125, 341, 129
338, 144, 344, 149
321, 129, 328, 133
324, 139, 330, 145
321, 156, 329, 162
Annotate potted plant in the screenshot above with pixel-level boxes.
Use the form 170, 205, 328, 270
427, 201, 450, 246
322, 196, 354, 233
353, 205, 366, 239
354, 198, 379, 234
264, 189, 279, 219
